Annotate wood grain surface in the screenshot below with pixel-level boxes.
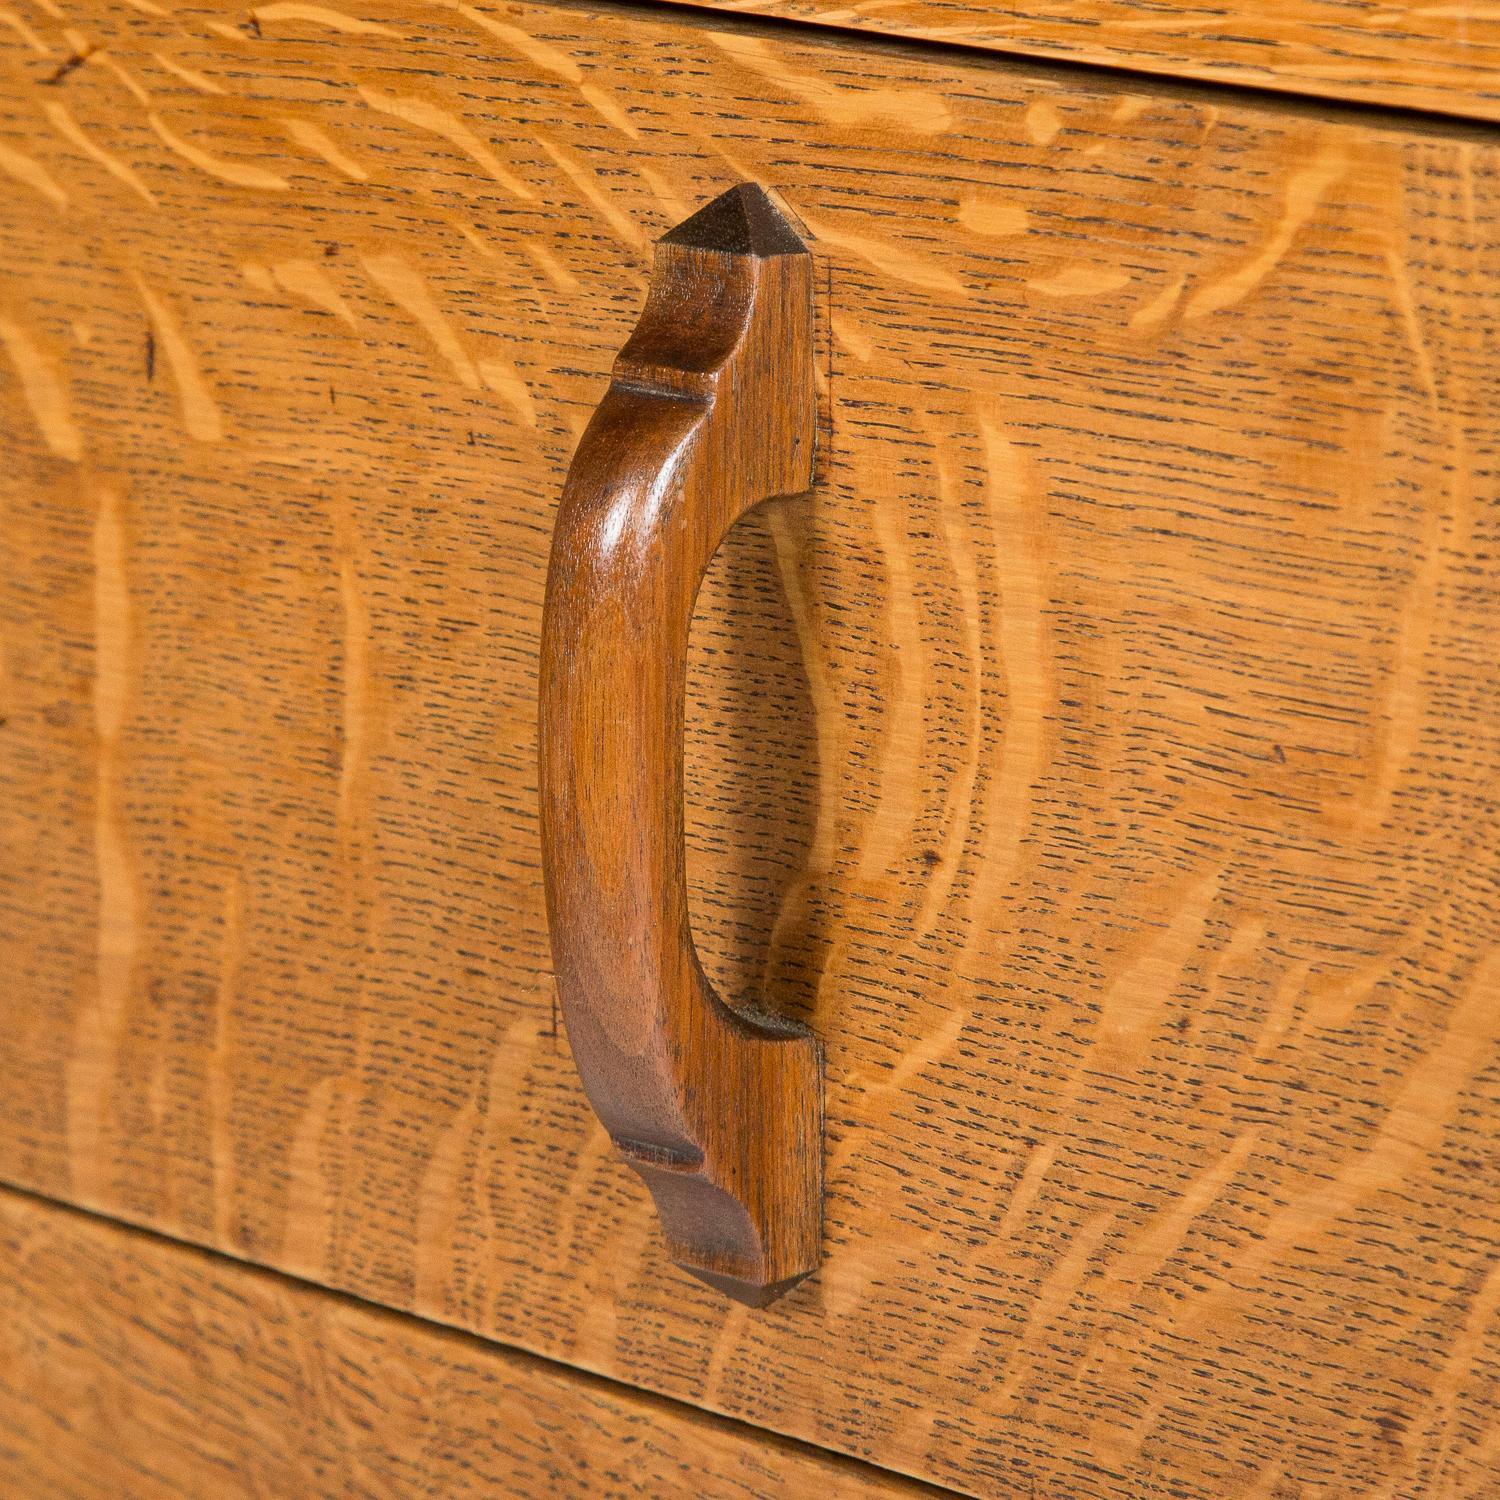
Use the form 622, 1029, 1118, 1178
540, 183, 822, 1305
0, 1186, 922, 1498
0, 1, 1498, 1495
673, 0, 1500, 126
10, 0, 1500, 123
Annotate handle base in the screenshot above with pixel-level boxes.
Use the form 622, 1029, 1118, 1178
684, 1265, 814, 1309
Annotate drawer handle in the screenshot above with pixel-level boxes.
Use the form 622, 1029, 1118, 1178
539, 185, 821, 1306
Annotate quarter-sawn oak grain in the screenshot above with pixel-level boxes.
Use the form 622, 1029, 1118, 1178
0, 1, 1498, 1496
540, 183, 822, 1305
671, 0, 1500, 126
0, 1186, 920, 1499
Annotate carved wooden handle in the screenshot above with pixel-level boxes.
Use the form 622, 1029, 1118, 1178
538, 185, 821, 1306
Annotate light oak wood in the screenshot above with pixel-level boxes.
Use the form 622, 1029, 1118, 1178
1, 2, 1499, 1495
0, 1186, 920, 1498
541, 183, 821, 1306
673, 0, 1500, 124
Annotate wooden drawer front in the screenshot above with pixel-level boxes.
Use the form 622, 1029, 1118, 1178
663, 0, 1500, 124
2, 3, 1499, 1496
0, 1186, 913, 1498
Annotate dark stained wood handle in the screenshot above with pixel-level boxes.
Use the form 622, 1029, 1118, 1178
538, 185, 821, 1306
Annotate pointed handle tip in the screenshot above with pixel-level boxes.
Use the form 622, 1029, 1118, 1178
660, 182, 808, 258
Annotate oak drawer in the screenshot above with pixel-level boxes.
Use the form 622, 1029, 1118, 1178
0, 1186, 912, 1498
2, 2, 1499, 1495
660, 0, 1500, 124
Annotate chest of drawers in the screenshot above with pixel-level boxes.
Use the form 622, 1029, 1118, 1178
1, 0, 1498, 1494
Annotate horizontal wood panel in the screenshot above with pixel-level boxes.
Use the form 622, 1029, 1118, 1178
0, 1186, 918, 1497
1, 2, 1499, 1496
670, 0, 1500, 124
